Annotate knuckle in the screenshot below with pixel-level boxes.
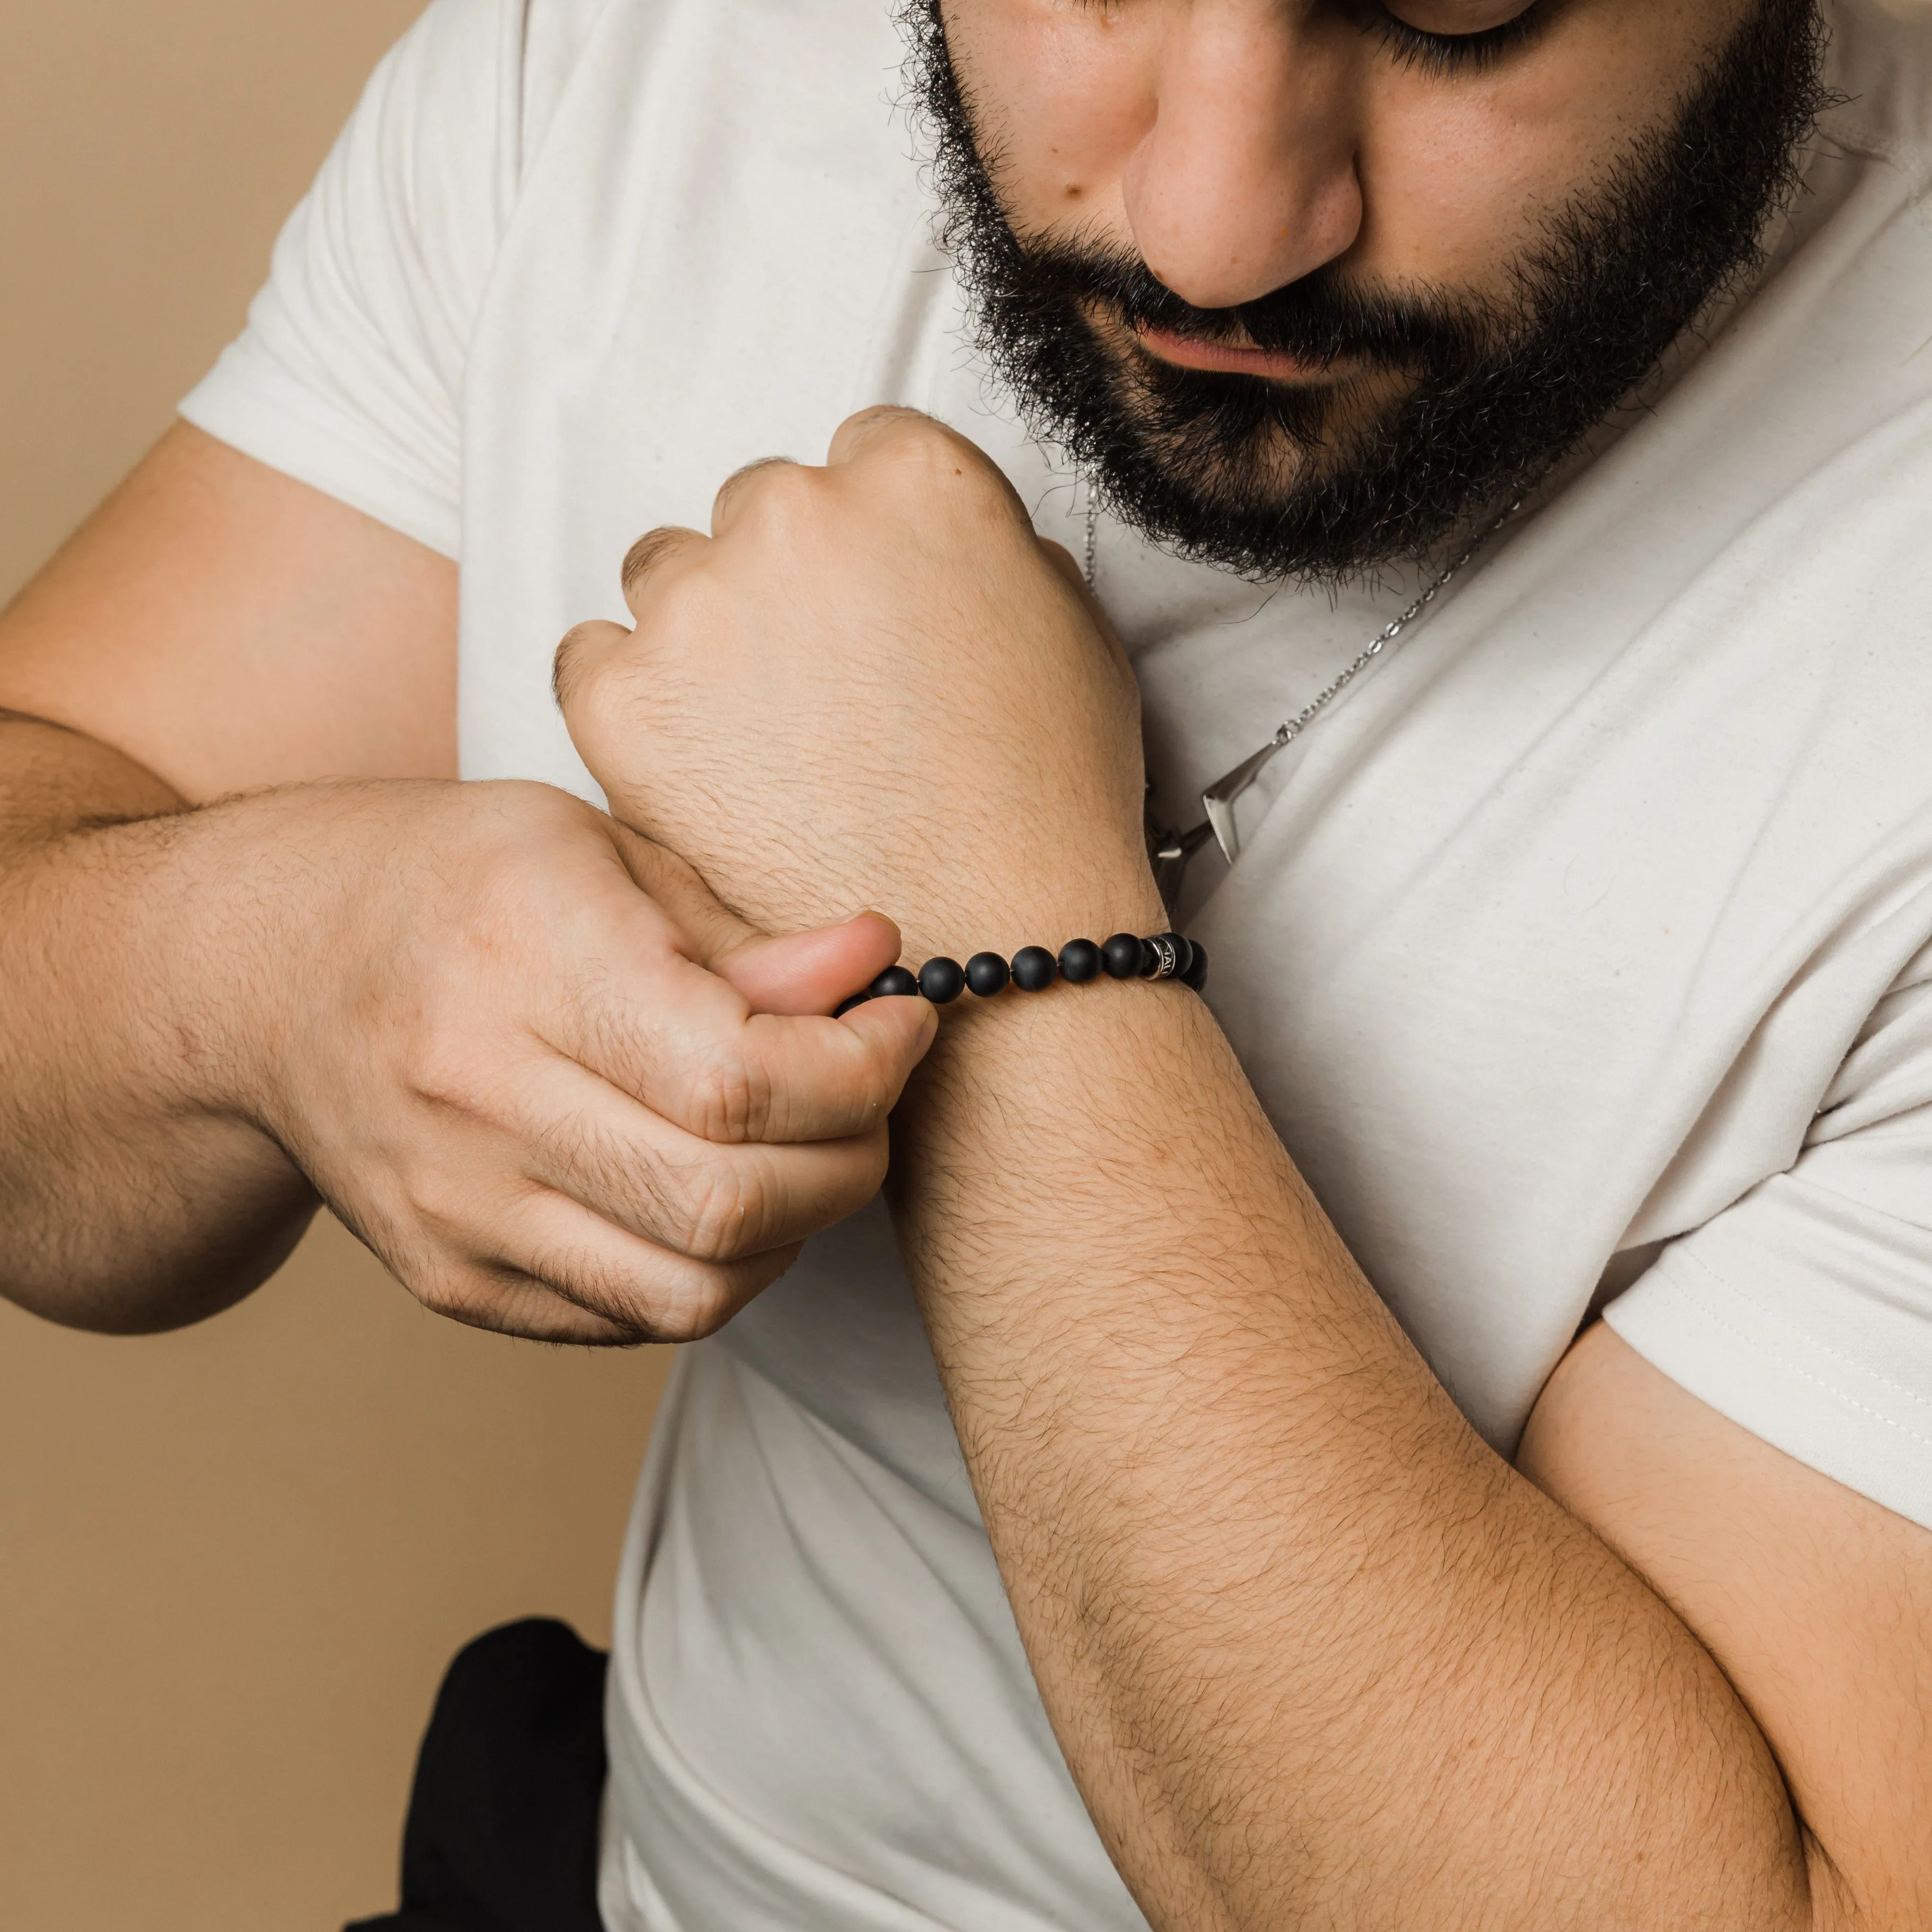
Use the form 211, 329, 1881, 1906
645, 559, 716, 634
393, 1159, 484, 1255
849, 405, 944, 450
773, 464, 827, 520
657, 1155, 767, 1264
871, 431, 1016, 525
682, 1044, 770, 1143
644, 1272, 740, 1343
718, 454, 802, 517
723, 463, 824, 553
401, 1027, 497, 1120
552, 625, 649, 734
870, 418, 960, 479
556, 643, 643, 758
621, 525, 696, 596
412, 1261, 494, 1328
550, 622, 603, 711
586, 1249, 741, 1343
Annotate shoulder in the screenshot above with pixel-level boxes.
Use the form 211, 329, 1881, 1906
519, 0, 622, 171
506, 0, 911, 205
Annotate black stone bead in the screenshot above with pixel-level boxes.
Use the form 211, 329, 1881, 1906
964, 951, 1010, 997
1058, 938, 1102, 985
1182, 942, 1209, 992
918, 956, 965, 1004
1101, 932, 1144, 980
1162, 934, 1195, 981
1011, 945, 1058, 992
868, 965, 920, 1000
834, 993, 871, 1017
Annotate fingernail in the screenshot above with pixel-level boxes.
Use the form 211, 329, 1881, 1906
842, 909, 888, 926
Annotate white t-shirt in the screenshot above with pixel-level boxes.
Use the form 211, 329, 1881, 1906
183, 2, 1932, 1925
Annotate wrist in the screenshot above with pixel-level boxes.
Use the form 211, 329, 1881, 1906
0, 782, 328, 1147
884, 839, 1166, 973
126, 785, 345, 1131
891, 963, 1217, 1236
151, 780, 432, 1135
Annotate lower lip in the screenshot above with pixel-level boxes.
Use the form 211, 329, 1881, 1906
1133, 326, 1336, 380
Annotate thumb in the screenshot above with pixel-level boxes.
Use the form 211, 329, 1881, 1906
714, 913, 904, 1017
607, 822, 904, 1015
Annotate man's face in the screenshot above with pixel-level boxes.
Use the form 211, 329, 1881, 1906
915, 0, 1829, 580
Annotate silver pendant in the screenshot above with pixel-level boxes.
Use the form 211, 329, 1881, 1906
1125, 484, 1527, 917
1144, 737, 1287, 913
1200, 739, 1287, 864
1147, 811, 1216, 913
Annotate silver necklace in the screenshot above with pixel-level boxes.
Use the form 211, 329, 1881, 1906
1081, 493, 1523, 910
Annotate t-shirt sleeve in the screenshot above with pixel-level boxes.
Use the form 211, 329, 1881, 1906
178, 0, 526, 559
1605, 936, 1932, 1529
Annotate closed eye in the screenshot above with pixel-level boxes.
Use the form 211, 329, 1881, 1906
1366, 0, 1552, 74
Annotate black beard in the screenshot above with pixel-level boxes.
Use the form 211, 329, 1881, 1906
903, 0, 1832, 584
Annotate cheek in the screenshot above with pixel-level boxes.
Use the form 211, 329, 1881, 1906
942, 0, 1155, 232
1356, 86, 1591, 290
1355, 10, 1714, 289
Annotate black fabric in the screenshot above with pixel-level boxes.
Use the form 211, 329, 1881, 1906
345, 1617, 609, 1932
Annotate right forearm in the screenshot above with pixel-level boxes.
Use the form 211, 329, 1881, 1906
1, 704, 934, 1348
0, 716, 316, 1331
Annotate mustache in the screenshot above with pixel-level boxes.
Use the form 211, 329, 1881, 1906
1007, 237, 1495, 373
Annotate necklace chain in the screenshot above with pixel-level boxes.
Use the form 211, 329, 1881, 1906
1258, 503, 1518, 757
1078, 487, 1525, 910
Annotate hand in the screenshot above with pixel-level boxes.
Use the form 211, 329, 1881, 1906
553, 409, 1165, 967
220, 779, 932, 1343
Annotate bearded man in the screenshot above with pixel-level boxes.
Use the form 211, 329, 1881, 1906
2, 0, 1929, 1925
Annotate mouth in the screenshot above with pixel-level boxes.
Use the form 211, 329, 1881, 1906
1130, 324, 1354, 382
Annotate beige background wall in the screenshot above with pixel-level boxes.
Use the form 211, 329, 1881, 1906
0, 5, 672, 1927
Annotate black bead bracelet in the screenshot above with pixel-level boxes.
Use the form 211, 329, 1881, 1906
836, 931, 1206, 1016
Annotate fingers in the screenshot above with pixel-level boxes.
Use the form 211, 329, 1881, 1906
507, 817, 927, 1141
418, 1268, 653, 1348
419, 1183, 804, 1345
688, 998, 934, 1142
523, 893, 930, 1143
552, 618, 633, 715
605, 824, 902, 1016
581, 972, 933, 1144
553, 525, 710, 704
621, 525, 707, 616
826, 403, 952, 467
712, 913, 903, 1015
825, 405, 1033, 536
507, 1054, 890, 1255
711, 455, 797, 536
604, 824, 765, 964
574, 416, 1026, 697
388, 1033, 890, 1344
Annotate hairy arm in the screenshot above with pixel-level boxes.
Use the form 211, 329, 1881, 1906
1, 426, 926, 1339
0, 713, 311, 1327
565, 409, 1932, 1931
889, 985, 1874, 1929
0, 423, 455, 1326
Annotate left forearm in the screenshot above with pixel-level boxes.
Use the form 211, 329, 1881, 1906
890, 981, 1812, 1931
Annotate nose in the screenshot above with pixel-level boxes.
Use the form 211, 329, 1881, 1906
1122, 1, 1363, 310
